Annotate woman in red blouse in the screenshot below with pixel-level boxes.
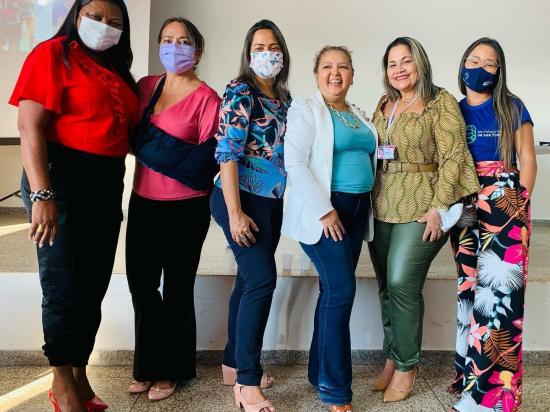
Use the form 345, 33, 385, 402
9, 1, 138, 411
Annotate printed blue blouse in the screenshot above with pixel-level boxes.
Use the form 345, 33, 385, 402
214, 80, 290, 199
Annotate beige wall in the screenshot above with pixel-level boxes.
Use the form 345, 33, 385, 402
2, 0, 549, 215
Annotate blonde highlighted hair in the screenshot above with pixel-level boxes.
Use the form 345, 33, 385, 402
382, 37, 440, 105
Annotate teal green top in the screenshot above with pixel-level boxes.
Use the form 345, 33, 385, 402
330, 111, 376, 193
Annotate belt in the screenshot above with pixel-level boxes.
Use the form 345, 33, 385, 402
384, 161, 438, 173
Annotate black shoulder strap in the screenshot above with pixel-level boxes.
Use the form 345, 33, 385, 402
144, 76, 166, 119
130, 76, 166, 151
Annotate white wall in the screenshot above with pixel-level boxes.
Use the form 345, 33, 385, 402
2, 0, 549, 212
147, 0, 550, 218
149, 0, 549, 141
2, 274, 549, 352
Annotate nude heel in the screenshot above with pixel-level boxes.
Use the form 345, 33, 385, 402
233, 384, 275, 412
223, 364, 274, 389
383, 366, 418, 403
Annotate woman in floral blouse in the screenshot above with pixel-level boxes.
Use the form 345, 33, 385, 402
367, 37, 479, 403
210, 19, 291, 412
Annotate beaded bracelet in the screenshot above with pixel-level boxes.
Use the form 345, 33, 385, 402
29, 189, 55, 202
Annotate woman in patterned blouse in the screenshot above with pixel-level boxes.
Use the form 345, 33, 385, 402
367, 37, 480, 403
210, 19, 291, 412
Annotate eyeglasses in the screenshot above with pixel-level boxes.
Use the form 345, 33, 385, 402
464, 57, 500, 72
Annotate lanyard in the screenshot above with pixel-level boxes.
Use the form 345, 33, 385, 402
385, 95, 419, 144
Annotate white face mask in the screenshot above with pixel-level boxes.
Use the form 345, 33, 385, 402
78, 15, 122, 51
249, 51, 284, 79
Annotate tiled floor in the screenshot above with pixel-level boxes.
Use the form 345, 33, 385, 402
0, 365, 548, 411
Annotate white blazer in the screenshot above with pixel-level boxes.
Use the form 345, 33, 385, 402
281, 90, 378, 245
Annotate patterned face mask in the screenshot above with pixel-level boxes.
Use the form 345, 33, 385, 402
249, 51, 284, 79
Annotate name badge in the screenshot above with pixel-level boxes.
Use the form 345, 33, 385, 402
377, 145, 396, 160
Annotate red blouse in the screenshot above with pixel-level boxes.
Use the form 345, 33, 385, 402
9, 36, 139, 157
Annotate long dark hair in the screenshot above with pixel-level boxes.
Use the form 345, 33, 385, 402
459, 37, 520, 168
382, 37, 440, 105
54, 0, 138, 94
236, 19, 290, 102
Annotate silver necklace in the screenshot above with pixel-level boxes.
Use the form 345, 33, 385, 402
326, 102, 362, 129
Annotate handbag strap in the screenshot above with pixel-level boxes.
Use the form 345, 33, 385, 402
131, 76, 166, 152
144, 75, 166, 119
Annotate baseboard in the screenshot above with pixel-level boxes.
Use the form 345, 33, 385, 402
1, 350, 549, 367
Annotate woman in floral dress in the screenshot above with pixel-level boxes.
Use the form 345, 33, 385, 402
450, 37, 537, 412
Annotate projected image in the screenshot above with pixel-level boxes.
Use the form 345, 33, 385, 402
0, 0, 77, 52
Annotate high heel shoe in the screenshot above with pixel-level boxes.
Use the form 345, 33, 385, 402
383, 367, 418, 403
372, 375, 393, 392
234, 384, 275, 412
372, 360, 396, 392
222, 364, 274, 389
372, 370, 395, 392
83, 395, 108, 410
48, 390, 62, 412
328, 404, 353, 411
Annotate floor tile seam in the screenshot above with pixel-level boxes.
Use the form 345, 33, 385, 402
128, 392, 142, 411
422, 376, 448, 411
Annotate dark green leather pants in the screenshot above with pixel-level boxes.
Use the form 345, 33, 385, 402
368, 219, 448, 371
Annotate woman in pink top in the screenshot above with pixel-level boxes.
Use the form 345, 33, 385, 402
125, 17, 221, 402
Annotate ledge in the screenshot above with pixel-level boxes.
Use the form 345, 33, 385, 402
1, 211, 549, 281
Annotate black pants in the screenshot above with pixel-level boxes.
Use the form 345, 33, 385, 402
126, 191, 211, 382
210, 187, 283, 386
21, 143, 125, 367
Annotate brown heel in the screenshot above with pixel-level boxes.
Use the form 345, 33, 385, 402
383, 367, 418, 403
328, 404, 353, 411
372, 361, 396, 392
372, 374, 393, 392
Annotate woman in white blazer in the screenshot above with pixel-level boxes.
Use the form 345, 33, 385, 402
281, 46, 377, 412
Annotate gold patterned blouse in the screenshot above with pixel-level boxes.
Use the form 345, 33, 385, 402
372, 89, 480, 223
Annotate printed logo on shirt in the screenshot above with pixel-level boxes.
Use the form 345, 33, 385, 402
466, 124, 477, 144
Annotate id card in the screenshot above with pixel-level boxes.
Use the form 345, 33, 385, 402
377, 145, 396, 160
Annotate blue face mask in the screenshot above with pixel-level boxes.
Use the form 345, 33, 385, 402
461, 66, 497, 93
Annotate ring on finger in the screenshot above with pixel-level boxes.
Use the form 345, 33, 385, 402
36, 224, 45, 233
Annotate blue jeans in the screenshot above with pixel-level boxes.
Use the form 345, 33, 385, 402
210, 187, 283, 386
301, 191, 370, 405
